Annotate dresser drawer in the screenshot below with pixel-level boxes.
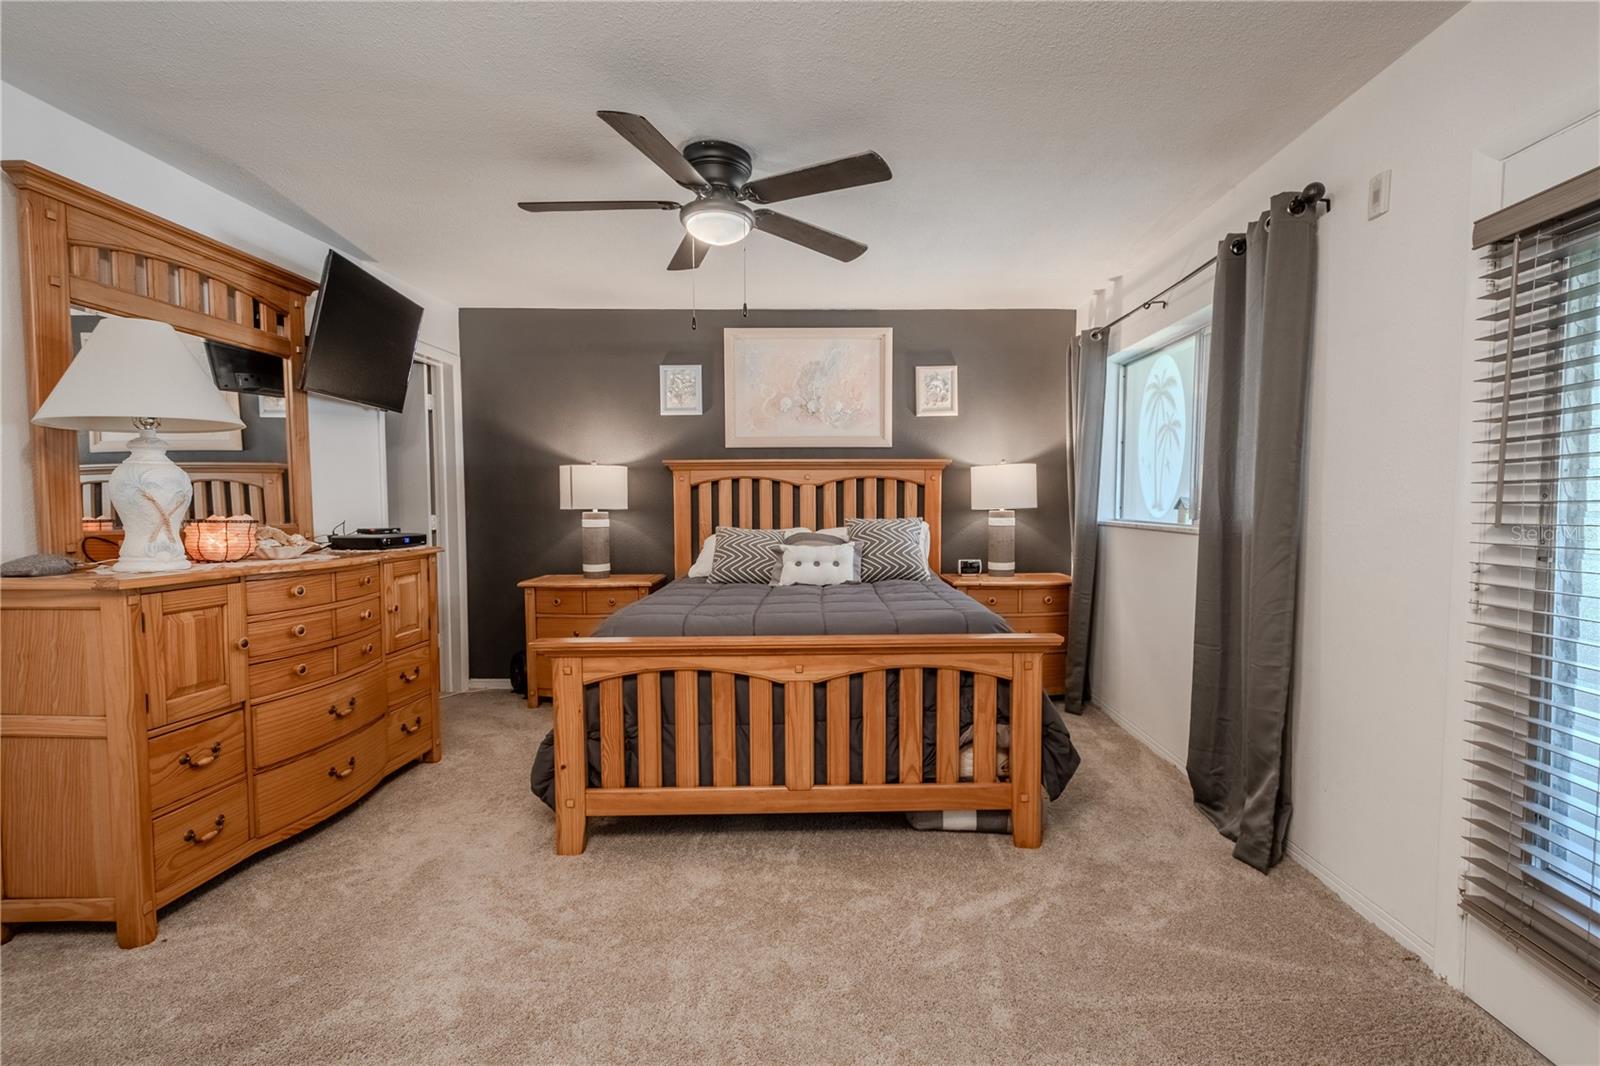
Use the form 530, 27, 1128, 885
335, 565, 380, 601
1021, 587, 1067, 614
334, 596, 381, 638
246, 608, 336, 661
535, 615, 603, 639
584, 588, 639, 613
335, 634, 383, 674
386, 690, 436, 766
249, 646, 337, 700
147, 710, 246, 813
245, 573, 335, 616
151, 780, 250, 891
535, 588, 584, 615
253, 718, 385, 837
251, 667, 388, 768
969, 588, 1020, 613
1008, 614, 1069, 637
387, 644, 435, 704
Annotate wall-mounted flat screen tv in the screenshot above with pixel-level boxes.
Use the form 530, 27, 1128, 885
301, 250, 423, 414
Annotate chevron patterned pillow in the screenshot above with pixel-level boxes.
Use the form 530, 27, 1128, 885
846, 518, 932, 582
707, 526, 787, 584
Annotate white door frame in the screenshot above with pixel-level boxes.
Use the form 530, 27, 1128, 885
412, 339, 470, 694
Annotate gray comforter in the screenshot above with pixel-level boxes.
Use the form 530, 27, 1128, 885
530, 578, 1080, 805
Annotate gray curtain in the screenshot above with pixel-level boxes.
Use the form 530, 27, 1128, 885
1187, 191, 1318, 871
1063, 329, 1109, 716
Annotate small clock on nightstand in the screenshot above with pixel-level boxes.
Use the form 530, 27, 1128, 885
942, 571, 1071, 695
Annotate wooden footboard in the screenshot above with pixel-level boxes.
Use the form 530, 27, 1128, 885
531, 633, 1062, 854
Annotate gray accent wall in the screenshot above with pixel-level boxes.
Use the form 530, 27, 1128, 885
460, 308, 1075, 678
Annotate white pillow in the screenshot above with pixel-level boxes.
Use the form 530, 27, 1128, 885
772, 541, 861, 586
688, 528, 807, 578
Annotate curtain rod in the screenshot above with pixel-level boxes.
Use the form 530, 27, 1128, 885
1088, 181, 1329, 342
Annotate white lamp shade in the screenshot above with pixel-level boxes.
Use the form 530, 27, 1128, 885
559, 464, 628, 511
970, 462, 1038, 510
32, 317, 246, 432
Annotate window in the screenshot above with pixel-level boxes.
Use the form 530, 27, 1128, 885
1464, 176, 1600, 997
1109, 327, 1208, 526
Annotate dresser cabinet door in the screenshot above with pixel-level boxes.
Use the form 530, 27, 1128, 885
382, 558, 431, 653
142, 584, 247, 728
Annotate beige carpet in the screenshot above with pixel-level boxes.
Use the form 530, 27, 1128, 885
0, 691, 1540, 1065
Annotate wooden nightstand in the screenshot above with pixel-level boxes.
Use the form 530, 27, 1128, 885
518, 574, 666, 706
943, 571, 1072, 695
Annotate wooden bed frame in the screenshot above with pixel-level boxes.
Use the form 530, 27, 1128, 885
532, 458, 1061, 854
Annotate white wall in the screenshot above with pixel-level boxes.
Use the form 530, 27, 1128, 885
1082, 3, 1600, 1060
0, 84, 460, 551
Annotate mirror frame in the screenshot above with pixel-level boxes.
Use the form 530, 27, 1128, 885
4, 161, 319, 557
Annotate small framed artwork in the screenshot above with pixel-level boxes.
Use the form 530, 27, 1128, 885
258, 394, 287, 419
915, 365, 958, 416
660, 364, 703, 416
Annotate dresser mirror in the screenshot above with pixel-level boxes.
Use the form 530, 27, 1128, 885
5, 161, 319, 557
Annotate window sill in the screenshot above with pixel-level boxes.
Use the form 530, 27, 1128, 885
1100, 520, 1199, 536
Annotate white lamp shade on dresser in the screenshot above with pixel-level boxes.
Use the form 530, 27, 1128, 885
970, 462, 1038, 511
31, 316, 244, 573
558, 464, 629, 511
32, 317, 245, 433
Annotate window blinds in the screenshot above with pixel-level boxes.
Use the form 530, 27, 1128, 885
1467, 176, 1600, 999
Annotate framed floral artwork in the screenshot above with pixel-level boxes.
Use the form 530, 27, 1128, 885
915, 365, 958, 416
659, 364, 703, 415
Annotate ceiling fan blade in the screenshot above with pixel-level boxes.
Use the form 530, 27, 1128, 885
667, 234, 709, 271
742, 152, 892, 205
752, 210, 867, 262
518, 200, 679, 213
597, 111, 707, 190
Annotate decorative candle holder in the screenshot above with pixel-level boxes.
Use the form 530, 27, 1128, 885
182, 517, 259, 563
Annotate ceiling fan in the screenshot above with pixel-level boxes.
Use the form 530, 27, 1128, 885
518, 111, 892, 271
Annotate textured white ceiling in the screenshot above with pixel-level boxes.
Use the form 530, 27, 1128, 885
1, 1, 1459, 309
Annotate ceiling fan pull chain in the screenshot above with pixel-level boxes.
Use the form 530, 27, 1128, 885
690, 257, 698, 330
742, 242, 749, 318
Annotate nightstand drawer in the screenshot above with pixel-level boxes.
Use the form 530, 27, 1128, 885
536, 615, 604, 639
585, 588, 640, 613
1009, 614, 1068, 637
536, 589, 585, 615
970, 588, 1020, 613
246, 573, 335, 616
1022, 588, 1067, 613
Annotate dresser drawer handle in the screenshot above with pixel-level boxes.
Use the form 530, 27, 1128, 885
390, 604, 401, 614
1042, 595, 1055, 606
184, 814, 225, 845
236, 637, 250, 650
291, 584, 307, 598
399, 667, 421, 684
179, 741, 222, 769
359, 609, 374, 621
606, 597, 617, 607
361, 575, 374, 586
294, 663, 310, 676
328, 758, 356, 780
361, 642, 375, 655
551, 596, 562, 606
399, 716, 424, 736
291, 623, 307, 638
327, 697, 358, 719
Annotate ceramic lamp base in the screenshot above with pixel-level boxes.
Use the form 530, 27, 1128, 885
582, 510, 611, 578
986, 508, 1016, 577
107, 428, 192, 573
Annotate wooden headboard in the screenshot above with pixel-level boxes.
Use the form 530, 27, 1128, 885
665, 458, 950, 577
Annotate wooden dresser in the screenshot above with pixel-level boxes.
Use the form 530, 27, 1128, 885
0, 547, 442, 947
518, 573, 665, 705
943, 571, 1072, 695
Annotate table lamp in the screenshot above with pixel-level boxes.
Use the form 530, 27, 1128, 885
559, 463, 628, 578
970, 462, 1037, 577
32, 317, 245, 573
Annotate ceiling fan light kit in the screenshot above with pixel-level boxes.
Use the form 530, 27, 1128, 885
518, 111, 891, 270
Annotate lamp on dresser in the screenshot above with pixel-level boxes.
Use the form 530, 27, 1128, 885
559, 462, 628, 578
31, 317, 245, 573
970, 461, 1037, 577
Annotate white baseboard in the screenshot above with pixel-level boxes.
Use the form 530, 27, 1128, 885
466, 677, 512, 691
1090, 697, 1437, 968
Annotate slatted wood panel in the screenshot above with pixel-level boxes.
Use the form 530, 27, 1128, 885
65, 243, 290, 337
80, 463, 290, 527
826, 676, 850, 785
899, 667, 924, 784
638, 672, 663, 787
711, 672, 736, 787
973, 673, 998, 784
675, 670, 698, 788
862, 670, 887, 785
935, 668, 960, 784
599, 677, 624, 788
749, 678, 774, 786
785, 680, 814, 790
667, 460, 950, 575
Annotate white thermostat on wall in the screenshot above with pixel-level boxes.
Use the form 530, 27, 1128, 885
1368, 170, 1392, 220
